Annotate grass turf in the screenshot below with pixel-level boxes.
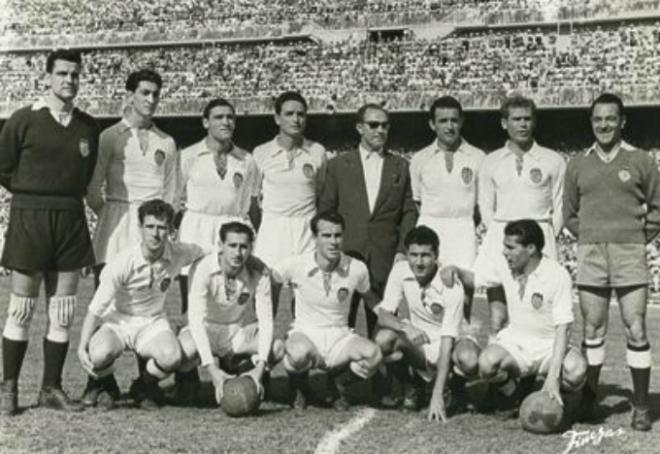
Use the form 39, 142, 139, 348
1, 277, 660, 454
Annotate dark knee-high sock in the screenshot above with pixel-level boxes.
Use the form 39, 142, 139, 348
627, 343, 651, 408
2, 337, 28, 383
582, 338, 605, 400
42, 338, 69, 389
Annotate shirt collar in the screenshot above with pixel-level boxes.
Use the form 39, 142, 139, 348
31, 97, 74, 114
305, 251, 351, 278
502, 140, 540, 160
359, 145, 385, 160
401, 262, 445, 293
585, 140, 635, 156
269, 137, 312, 158
118, 117, 155, 135
197, 140, 245, 161
434, 138, 468, 155
135, 242, 173, 268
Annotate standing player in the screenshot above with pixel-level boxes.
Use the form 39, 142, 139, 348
175, 222, 284, 404
375, 226, 480, 422
410, 96, 485, 317
87, 69, 177, 287
477, 96, 566, 338
273, 211, 383, 410
319, 103, 417, 338
564, 93, 660, 431
0, 49, 98, 415
252, 91, 326, 269
448, 220, 587, 413
177, 99, 259, 313
77, 200, 204, 409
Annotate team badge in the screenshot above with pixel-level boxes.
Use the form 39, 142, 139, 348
302, 163, 315, 179
429, 303, 444, 319
461, 167, 473, 185
337, 287, 349, 303
618, 169, 631, 182
154, 149, 166, 166
237, 292, 250, 305
531, 292, 543, 310
529, 168, 543, 184
79, 139, 90, 158
233, 172, 244, 189
159, 277, 171, 292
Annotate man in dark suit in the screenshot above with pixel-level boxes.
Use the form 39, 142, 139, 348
319, 104, 418, 338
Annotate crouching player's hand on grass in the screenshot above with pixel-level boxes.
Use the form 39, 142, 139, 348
427, 387, 447, 423
208, 364, 234, 403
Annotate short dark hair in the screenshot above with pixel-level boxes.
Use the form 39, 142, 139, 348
429, 96, 463, 121
356, 103, 389, 124
138, 199, 175, 226
220, 222, 254, 243
274, 91, 307, 114
500, 95, 536, 119
203, 98, 235, 119
504, 219, 545, 254
126, 69, 163, 92
590, 93, 625, 118
404, 225, 439, 256
310, 211, 345, 236
46, 49, 82, 73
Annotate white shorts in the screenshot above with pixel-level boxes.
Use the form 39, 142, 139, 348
255, 211, 315, 266
103, 310, 173, 355
474, 219, 557, 276
92, 200, 141, 264
492, 327, 555, 377
418, 215, 476, 268
179, 211, 252, 275
181, 322, 259, 358
288, 325, 361, 370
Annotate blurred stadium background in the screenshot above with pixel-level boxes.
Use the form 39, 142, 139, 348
3, 0, 660, 292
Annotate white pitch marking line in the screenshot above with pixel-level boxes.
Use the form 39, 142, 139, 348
314, 408, 377, 454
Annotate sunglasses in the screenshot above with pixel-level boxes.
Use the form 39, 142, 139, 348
364, 121, 390, 130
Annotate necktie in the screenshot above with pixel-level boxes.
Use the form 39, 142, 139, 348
215, 152, 228, 178
225, 275, 237, 301
444, 151, 454, 173
58, 111, 70, 126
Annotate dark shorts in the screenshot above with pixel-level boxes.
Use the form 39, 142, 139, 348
1, 205, 95, 272
576, 242, 649, 288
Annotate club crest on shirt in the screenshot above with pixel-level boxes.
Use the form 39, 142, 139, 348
302, 163, 315, 179
618, 169, 631, 182
529, 167, 543, 184
233, 172, 244, 189
429, 302, 444, 319
159, 277, 171, 292
154, 149, 166, 166
531, 292, 543, 309
337, 287, 349, 303
461, 167, 473, 185
79, 139, 90, 158
237, 292, 250, 305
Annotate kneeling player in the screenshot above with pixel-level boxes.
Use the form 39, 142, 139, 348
77, 200, 204, 409
175, 222, 284, 404
375, 226, 480, 422
450, 220, 586, 411
273, 211, 383, 410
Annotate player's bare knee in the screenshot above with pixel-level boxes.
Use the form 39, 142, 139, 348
374, 328, 398, 355
155, 344, 183, 371
89, 343, 120, 368
270, 339, 286, 364
623, 318, 647, 345
454, 346, 479, 376
284, 340, 311, 370
478, 349, 500, 378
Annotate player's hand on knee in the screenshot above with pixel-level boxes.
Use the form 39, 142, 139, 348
403, 324, 430, 346
427, 390, 447, 423
542, 377, 563, 407
10, 297, 35, 324
439, 266, 458, 288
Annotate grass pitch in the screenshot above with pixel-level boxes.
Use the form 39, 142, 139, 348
1, 277, 659, 454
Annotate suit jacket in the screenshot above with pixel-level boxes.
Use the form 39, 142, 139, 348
319, 149, 418, 292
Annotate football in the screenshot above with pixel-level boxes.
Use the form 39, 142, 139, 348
220, 376, 261, 417
519, 390, 564, 434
